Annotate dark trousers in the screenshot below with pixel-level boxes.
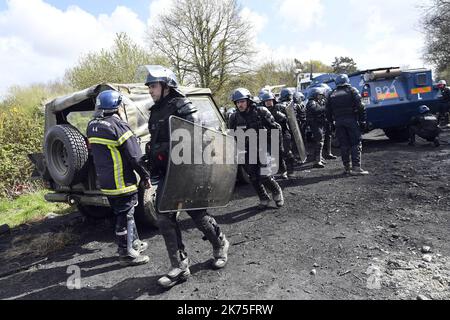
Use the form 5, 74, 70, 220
154, 177, 223, 268
335, 118, 363, 168
108, 193, 139, 257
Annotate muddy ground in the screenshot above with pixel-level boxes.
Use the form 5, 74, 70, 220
0, 129, 449, 300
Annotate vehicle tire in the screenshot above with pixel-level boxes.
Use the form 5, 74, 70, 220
384, 127, 410, 142
236, 165, 250, 185
44, 125, 89, 186
77, 205, 112, 219
135, 187, 158, 229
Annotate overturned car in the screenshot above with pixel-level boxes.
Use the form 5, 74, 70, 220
29, 83, 234, 228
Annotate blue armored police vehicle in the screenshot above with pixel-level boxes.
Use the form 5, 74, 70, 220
303, 67, 443, 141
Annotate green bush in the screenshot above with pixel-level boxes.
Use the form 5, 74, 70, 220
0, 107, 44, 197
0, 83, 72, 198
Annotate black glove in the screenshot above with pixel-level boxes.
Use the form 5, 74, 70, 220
139, 178, 152, 190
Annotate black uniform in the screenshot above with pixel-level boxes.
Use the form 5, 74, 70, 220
409, 112, 441, 146
87, 114, 150, 258
326, 84, 366, 169
267, 103, 295, 175
147, 90, 225, 269
306, 98, 327, 165
439, 86, 450, 125
228, 103, 283, 201
278, 100, 306, 159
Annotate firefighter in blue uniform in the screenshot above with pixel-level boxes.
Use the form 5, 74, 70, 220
144, 65, 229, 289
87, 90, 151, 266
229, 88, 285, 208
326, 74, 369, 175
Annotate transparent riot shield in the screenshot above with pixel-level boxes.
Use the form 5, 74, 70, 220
158, 116, 237, 213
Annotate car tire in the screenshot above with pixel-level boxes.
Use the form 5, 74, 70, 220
384, 127, 410, 142
77, 205, 112, 219
135, 187, 159, 229
44, 125, 89, 186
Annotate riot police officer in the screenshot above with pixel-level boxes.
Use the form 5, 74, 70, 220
408, 105, 441, 147
316, 84, 337, 162
87, 90, 151, 266
279, 88, 307, 141
326, 74, 369, 175
306, 87, 329, 169
437, 80, 450, 126
261, 92, 295, 179
228, 88, 285, 208
144, 65, 229, 289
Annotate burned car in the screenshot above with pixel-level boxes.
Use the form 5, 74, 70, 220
29, 83, 230, 228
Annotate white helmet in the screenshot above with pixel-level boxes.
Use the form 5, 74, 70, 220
438, 80, 447, 87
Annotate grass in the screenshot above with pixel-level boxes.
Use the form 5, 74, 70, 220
0, 189, 74, 228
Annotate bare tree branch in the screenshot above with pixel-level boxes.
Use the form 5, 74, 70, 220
146, 0, 255, 94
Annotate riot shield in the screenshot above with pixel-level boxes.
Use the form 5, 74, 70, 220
158, 116, 238, 213
286, 102, 307, 163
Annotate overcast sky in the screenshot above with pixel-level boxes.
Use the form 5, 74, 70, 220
0, 0, 432, 98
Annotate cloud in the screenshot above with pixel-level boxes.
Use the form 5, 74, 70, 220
277, 0, 324, 31
0, 0, 147, 98
240, 6, 268, 50
147, 0, 173, 26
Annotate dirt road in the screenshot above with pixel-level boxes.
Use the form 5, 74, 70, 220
0, 130, 449, 300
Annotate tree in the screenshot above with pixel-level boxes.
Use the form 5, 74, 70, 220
422, 0, 450, 80
66, 33, 168, 89
331, 57, 358, 74
147, 0, 255, 94
214, 59, 298, 107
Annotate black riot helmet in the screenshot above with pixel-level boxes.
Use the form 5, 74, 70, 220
308, 87, 326, 101
231, 88, 252, 102
279, 88, 294, 102
143, 65, 179, 88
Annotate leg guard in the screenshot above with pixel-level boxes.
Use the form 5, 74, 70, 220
188, 210, 223, 249
250, 179, 270, 201
351, 143, 363, 169
323, 133, 337, 159
262, 177, 282, 196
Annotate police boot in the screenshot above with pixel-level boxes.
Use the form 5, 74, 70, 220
189, 212, 229, 269
343, 165, 352, 175
279, 159, 288, 180
286, 156, 296, 179
212, 234, 230, 270
157, 251, 191, 289
263, 178, 284, 208
313, 143, 325, 169
351, 167, 369, 176
251, 180, 271, 209
323, 139, 337, 160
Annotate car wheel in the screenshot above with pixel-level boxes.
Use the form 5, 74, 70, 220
44, 125, 89, 186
